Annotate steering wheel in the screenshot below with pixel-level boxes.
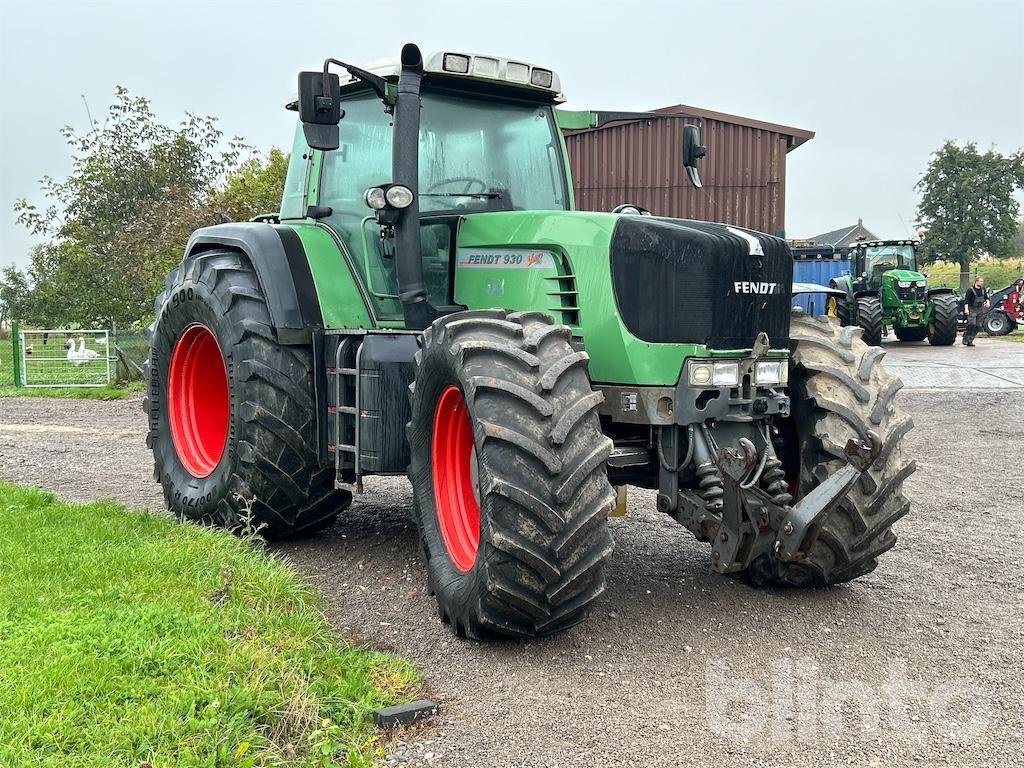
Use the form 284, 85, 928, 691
425, 177, 489, 195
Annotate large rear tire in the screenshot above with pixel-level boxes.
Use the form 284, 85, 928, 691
748, 315, 915, 587
145, 249, 351, 538
927, 294, 958, 345
855, 296, 884, 346
407, 310, 615, 639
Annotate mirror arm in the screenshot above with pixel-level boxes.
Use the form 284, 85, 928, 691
323, 58, 392, 107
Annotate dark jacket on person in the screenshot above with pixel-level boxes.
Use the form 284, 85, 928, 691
964, 285, 989, 310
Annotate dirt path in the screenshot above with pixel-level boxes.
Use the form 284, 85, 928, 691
1, 390, 1021, 767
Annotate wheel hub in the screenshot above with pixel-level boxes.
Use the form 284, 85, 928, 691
431, 385, 480, 572
167, 323, 229, 478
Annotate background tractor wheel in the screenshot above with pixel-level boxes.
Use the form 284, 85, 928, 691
406, 309, 616, 639
145, 249, 351, 538
748, 315, 915, 587
893, 325, 928, 342
855, 296, 884, 345
927, 294, 959, 345
983, 310, 1012, 337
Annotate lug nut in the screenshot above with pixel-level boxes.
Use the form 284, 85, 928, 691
783, 521, 794, 535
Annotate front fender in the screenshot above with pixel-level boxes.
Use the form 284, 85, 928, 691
829, 275, 854, 302
185, 222, 322, 343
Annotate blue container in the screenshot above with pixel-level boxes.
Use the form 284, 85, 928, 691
792, 257, 850, 315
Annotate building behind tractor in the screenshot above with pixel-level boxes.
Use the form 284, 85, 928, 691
827, 239, 958, 346
146, 45, 915, 639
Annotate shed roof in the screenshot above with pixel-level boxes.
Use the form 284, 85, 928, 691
654, 104, 815, 150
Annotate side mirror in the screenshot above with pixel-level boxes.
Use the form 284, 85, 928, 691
298, 71, 343, 150
682, 124, 706, 189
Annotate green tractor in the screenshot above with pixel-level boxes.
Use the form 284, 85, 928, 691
827, 239, 958, 346
146, 44, 915, 639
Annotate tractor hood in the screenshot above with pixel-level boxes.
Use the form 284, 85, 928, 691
883, 268, 927, 283
609, 216, 794, 348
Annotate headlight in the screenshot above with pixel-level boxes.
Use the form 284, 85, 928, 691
917, 280, 927, 288
754, 360, 788, 386
364, 186, 387, 210
897, 280, 911, 288
688, 360, 741, 387
385, 184, 414, 209
712, 361, 740, 387
690, 362, 713, 386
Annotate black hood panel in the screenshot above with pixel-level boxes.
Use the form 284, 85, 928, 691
610, 217, 793, 349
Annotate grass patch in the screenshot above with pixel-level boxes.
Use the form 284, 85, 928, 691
0, 483, 419, 767
0, 336, 140, 399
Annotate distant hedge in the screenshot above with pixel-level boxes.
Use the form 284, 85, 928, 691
926, 258, 1024, 290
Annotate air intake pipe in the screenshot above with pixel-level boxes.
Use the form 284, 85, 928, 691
392, 43, 436, 330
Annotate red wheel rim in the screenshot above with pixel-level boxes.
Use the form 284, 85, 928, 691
167, 323, 229, 478
431, 385, 480, 572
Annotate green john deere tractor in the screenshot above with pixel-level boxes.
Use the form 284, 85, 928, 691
146, 44, 915, 639
827, 239, 958, 346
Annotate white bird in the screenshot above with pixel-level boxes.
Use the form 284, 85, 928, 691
65, 336, 100, 366
78, 337, 100, 361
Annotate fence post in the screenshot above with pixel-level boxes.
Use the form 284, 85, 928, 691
11, 320, 22, 387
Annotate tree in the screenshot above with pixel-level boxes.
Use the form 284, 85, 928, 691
9, 88, 258, 328
216, 148, 289, 222
1012, 218, 1024, 259
915, 141, 1024, 291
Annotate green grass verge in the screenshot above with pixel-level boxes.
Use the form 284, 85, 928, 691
0, 337, 141, 399
0, 483, 419, 768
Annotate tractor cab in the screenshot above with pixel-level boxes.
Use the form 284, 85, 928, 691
851, 240, 922, 291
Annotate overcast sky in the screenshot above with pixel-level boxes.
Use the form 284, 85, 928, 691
1, 0, 1022, 269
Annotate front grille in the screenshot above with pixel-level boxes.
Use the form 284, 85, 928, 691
896, 284, 925, 301
610, 217, 793, 348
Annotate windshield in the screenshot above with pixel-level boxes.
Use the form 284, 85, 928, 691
419, 91, 569, 212
862, 244, 917, 273
316, 89, 568, 318
319, 89, 568, 221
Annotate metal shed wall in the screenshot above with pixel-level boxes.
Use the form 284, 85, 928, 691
564, 107, 812, 236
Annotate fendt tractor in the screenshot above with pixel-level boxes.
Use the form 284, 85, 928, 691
146, 45, 915, 639
827, 239, 959, 346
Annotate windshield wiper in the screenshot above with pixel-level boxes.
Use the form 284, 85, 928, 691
420, 191, 504, 199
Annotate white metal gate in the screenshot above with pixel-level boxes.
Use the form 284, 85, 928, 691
19, 329, 112, 387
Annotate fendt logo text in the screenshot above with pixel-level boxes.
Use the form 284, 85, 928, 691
734, 281, 779, 294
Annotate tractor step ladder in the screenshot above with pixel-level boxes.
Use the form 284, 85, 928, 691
331, 335, 363, 493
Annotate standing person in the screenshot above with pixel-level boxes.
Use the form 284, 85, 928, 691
962, 275, 990, 346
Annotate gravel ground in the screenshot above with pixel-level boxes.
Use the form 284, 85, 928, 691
1, 383, 1021, 767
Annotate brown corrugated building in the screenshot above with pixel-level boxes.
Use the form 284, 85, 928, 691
563, 104, 814, 237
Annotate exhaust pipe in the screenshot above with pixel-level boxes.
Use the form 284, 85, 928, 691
392, 43, 435, 330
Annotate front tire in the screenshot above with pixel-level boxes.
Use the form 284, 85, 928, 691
855, 296, 884, 346
145, 249, 351, 538
927, 294, 958, 345
407, 310, 615, 639
983, 310, 1012, 336
748, 315, 915, 587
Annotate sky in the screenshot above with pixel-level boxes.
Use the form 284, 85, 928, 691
1, 0, 1022, 269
